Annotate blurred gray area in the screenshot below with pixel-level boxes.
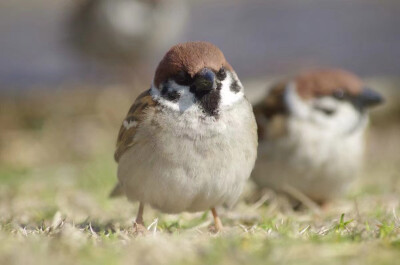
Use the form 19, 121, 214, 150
0, 0, 400, 88
0, 1, 92, 87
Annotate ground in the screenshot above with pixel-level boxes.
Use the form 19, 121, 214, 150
0, 81, 399, 265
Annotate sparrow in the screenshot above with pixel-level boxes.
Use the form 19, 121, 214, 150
69, 0, 188, 66
252, 69, 383, 205
110, 41, 258, 231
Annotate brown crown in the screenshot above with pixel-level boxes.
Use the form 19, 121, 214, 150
295, 68, 363, 99
153, 42, 233, 87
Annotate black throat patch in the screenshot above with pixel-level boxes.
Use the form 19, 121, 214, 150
190, 86, 221, 117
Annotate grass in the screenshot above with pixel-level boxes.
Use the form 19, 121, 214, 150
0, 83, 400, 265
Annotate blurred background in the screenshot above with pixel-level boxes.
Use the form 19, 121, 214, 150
0, 0, 400, 224
1, 1, 400, 264
1, 0, 400, 88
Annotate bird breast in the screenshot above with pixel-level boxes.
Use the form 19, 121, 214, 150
117, 98, 257, 213
253, 116, 366, 201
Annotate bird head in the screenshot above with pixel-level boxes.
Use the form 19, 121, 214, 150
152, 41, 244, 117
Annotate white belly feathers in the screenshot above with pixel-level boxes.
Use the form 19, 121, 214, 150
117, 99, 257, 213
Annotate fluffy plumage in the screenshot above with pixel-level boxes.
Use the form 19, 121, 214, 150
252, 69, 383, 203
112, 42, 257, 228
114, 90, 156, 162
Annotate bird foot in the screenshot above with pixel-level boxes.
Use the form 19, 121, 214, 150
133, 222, 148, 236
208, 224, 223, 234
208, 219, 224, 234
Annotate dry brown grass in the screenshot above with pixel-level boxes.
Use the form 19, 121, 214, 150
0, 79, 399, 265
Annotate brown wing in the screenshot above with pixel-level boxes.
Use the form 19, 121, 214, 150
114, 89, 157, 162
253, 81, 288, 141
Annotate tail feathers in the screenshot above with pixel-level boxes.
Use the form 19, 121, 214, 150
109, 183, 124, 198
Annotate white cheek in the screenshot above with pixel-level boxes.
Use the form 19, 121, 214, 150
152, 73, 245, 112
310, 97, 339, 126
319, 102, 363, 134
150, 82, 197, 112
313, 97, 338, 111
285, 83, 364, 135
284, 82, 311, 118
308, 96, 362, 134
220, 72, 244, 107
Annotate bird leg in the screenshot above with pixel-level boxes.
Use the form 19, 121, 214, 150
133, 202, 147, 235
136, 202, 145, 225
211, 207, 223, 232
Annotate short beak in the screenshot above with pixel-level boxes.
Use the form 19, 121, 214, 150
354, 87, 384, 109
193, 68, 216, 92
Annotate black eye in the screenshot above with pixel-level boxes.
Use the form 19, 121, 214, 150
333, 89, 346, 100
321, 108, 335, 116
174, 71, 192, 86
216, 67, 227, 81
314, 105, 336, 116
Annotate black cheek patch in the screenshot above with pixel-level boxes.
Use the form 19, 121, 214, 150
166, 91, 180, 102
161, 86, 180, 102
230, 79, 241, 93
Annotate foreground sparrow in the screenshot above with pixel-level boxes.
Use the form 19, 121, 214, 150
252, 69, 383, 204
111, 42, 258, 231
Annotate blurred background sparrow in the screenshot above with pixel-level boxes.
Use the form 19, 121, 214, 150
68, 0, 188, 80
251, 69, 383, 205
